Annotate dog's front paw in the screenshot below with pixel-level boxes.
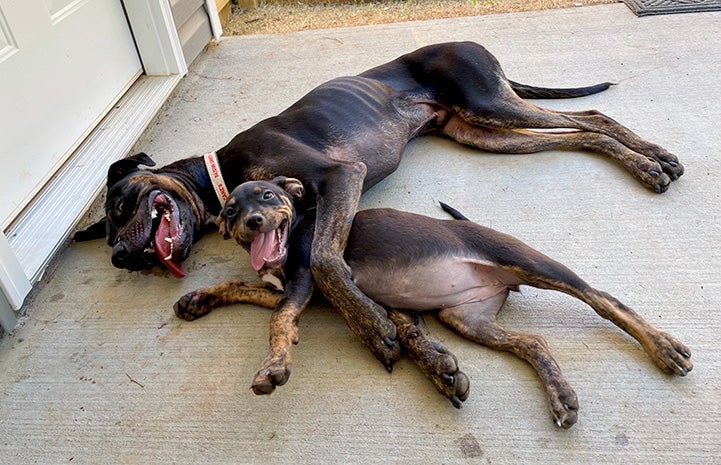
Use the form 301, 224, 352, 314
251, 358, 291, 395
348, 316, 402, 371
426, 342, 470, 408
648, 331, 693, 376
174, 290, 216, 321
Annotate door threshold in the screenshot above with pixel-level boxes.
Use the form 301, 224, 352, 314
6, 74, 181, 284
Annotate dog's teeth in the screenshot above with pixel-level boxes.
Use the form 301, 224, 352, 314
151, 209, 158, 219
143, 247, 156, 254
163, 237, 174, 260
164, 211, 171, 221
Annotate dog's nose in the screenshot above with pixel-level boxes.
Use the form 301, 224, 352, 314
245, 214, 264, 230
111, 241, 130, 268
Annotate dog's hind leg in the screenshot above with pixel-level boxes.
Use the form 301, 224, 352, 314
442, 117, 679, 192
387, 309, 470, 408
437, 292, 579, 429
174, 280, 282, 320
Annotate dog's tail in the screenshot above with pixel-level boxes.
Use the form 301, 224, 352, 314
509, 80, 614, 99
439, 201, 470, 221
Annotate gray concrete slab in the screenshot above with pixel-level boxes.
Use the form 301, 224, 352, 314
2, 4, 720, 464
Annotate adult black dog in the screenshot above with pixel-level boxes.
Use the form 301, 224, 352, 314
174, 178, 692, 428
86, 42, 684, 369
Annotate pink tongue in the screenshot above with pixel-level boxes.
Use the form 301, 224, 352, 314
162, 258, 186, 278
154, 213, 186, 278
250, 231, 277, 271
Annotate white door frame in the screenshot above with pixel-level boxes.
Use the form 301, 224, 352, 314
124, 0, 222, 76
0, 0, 223, 332
0, 232, 29, 331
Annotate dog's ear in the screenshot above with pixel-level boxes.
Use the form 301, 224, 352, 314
107, 152, 156, 187
72, 217, 108, 242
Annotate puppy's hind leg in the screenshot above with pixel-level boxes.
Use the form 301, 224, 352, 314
388, 309, 470, 408
507, 260, 693, 376
437, 291, 579, 429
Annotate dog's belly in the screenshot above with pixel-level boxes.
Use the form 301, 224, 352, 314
350, 257, 521, 311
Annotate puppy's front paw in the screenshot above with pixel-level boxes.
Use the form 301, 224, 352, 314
174, 290, 216, 321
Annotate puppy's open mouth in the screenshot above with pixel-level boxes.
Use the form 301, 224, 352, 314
147, 192, 186, 278
248, 219, 289, 271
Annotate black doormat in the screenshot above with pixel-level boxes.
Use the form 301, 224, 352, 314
621, 0, 721, 16
621, 0, 721, 15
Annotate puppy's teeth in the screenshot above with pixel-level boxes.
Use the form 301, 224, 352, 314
164, 254, 172, 261
164, 237, 173, 243
164, 212, 171, 221
151, 209, 158, 219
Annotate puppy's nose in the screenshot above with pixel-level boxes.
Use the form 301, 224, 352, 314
245, 214, 264, 230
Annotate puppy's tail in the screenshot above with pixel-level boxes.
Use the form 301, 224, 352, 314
439, 202, 470, 221
510, 80, 614, 99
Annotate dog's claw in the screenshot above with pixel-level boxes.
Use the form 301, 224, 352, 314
450, 396, 463, 409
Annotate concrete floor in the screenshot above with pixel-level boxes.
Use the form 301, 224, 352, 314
2, 4, 720, 464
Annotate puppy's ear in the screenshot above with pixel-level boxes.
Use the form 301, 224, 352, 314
270, 176, 304, 200
282, 178, 304, 200
107, 152, 156, 187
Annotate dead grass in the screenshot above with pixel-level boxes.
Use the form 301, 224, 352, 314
225, 0, 615, 35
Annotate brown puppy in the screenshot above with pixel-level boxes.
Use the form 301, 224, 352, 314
175, 178, 692, 429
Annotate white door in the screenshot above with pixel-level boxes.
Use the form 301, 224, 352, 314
0, 0, 142, 229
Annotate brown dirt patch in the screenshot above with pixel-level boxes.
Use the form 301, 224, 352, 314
225, 0, 615, 36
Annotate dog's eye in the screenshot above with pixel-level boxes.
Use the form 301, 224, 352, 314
109, 200, 124, 220
263, 191, 275, 200
224, 207, 236, 218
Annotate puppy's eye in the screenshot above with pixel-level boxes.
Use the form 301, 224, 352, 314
225, 207, 236, 218
263, 191, 275, 200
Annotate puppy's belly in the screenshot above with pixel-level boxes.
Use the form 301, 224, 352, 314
350, 257, 521, 311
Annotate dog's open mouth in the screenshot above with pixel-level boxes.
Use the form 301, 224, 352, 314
249, 220, 289, 271
147, 192, 186, 278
